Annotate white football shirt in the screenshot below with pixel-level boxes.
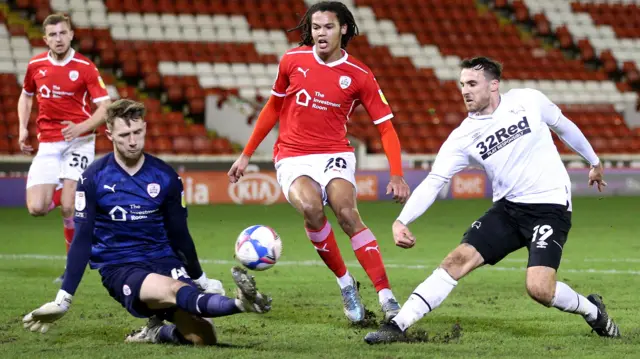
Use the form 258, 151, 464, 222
397, 88, 600, 225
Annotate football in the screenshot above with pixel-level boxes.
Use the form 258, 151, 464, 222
234, 225, 283, 271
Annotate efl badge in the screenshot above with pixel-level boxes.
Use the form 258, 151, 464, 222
339, 76, 351, 89
69, 70, 79, 81
98, 76, 106, 89
147, 183, 160, 198
75, 191, 86, 211
378, 89, 389, 105
181, 191, 186, 208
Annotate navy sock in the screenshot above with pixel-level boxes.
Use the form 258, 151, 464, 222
157, 324, 192, 344
176, 285, 241, 317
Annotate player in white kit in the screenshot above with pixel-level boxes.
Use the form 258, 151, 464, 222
364, 57, 620, 344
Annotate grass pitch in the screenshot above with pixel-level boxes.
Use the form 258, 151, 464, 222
0, 197, 638, 358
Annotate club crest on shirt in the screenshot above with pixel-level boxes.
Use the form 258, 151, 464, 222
509, 105, 525, 115
75, 191, 86, 211
147, 183, 160, 198
339, 76, 351, 89
69, 70, 79, 81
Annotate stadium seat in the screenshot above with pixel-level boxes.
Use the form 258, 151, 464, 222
2, 1, 639, 154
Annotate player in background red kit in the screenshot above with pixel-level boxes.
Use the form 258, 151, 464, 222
228, 1, 410, 324
17, 14, 111, 282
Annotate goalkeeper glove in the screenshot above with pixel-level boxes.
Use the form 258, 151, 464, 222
194, 272, 225, 295
23, 289, 72, 333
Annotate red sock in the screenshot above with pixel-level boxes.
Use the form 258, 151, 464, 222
63, 217, 75, 253
305, 219, 347, 278
351, 228, 390, 292
48, 189, 62, 212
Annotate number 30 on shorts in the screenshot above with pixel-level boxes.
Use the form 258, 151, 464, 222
324, 157, 348, 173
69, 152, 89, 170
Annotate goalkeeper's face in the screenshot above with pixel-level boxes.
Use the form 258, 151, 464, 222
108, 117, 146, 162
311, 11, 347, 58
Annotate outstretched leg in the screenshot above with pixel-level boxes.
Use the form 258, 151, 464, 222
126, 312, 217, 346
127, 267, 272, 345
364, 243, 484, 344
326, 178, 399, 322
286, 176, 364, 323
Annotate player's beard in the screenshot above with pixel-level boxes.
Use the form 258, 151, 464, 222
465, 96, 489, 113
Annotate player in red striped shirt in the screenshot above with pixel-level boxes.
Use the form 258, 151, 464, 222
17, 14, 111, 281
228, 1, 410, 324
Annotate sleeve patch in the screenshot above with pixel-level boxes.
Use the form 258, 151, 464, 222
379, 89, 389, 105
75, 191, 86, 211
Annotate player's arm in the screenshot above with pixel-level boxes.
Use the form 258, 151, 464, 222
537, 91, 599, 165
242, 55, 290, 157
241, 95, 284, 157
17, 65, 35, 153
536, 90, 606, 191
75, 98, 111, 132
376, 121, 403, 177
22, 176, 96, 333
359, 74, 410, 202
393, 138, 469, 248
163, 175, 224, 294
62, 66, 112, 141
229, 55, 289, 182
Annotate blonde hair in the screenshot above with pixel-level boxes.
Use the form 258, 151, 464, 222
105, 99, 146, 130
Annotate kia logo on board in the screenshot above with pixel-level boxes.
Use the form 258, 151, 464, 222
228, 172, 281, 205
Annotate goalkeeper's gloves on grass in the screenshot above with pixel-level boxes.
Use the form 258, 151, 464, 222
23, 289, 72, 333
194, 272, 226, 296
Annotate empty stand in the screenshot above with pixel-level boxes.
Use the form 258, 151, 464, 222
1, 0, 639, 155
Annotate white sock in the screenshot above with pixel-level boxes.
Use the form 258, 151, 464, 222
337, 271, 353, 289
378, 288, 395, 305
551, 281, 598, 322
392, 268, 458, 331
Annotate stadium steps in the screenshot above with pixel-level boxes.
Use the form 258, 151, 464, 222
16, 0, 638, 154
489, 0, 636, 95
484, 0, 640, 152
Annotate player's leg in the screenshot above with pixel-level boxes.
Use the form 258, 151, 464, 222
171, 310, 217, 345
288, 175, 348, 276
139, 272, 270, 316
104, 261, 270, 344
60, 135, 95, 253
324, 176, 399, 322
25, 142, 63, 216
522, 205, 620, 337
59, 179, 77, 252
285, 175, 363, 322
26, 184, 58, 216
127, 311, 217, 346
365, 200, 522, 344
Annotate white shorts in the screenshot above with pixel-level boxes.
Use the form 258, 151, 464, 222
275, 152, 357, 205
26, 134, 96, 189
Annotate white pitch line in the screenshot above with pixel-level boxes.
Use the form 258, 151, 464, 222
1, 254, 640, 276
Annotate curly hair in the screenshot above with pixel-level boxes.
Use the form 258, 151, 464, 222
288, 1, 359, 49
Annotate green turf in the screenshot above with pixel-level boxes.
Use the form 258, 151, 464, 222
1, 197, 638, 358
